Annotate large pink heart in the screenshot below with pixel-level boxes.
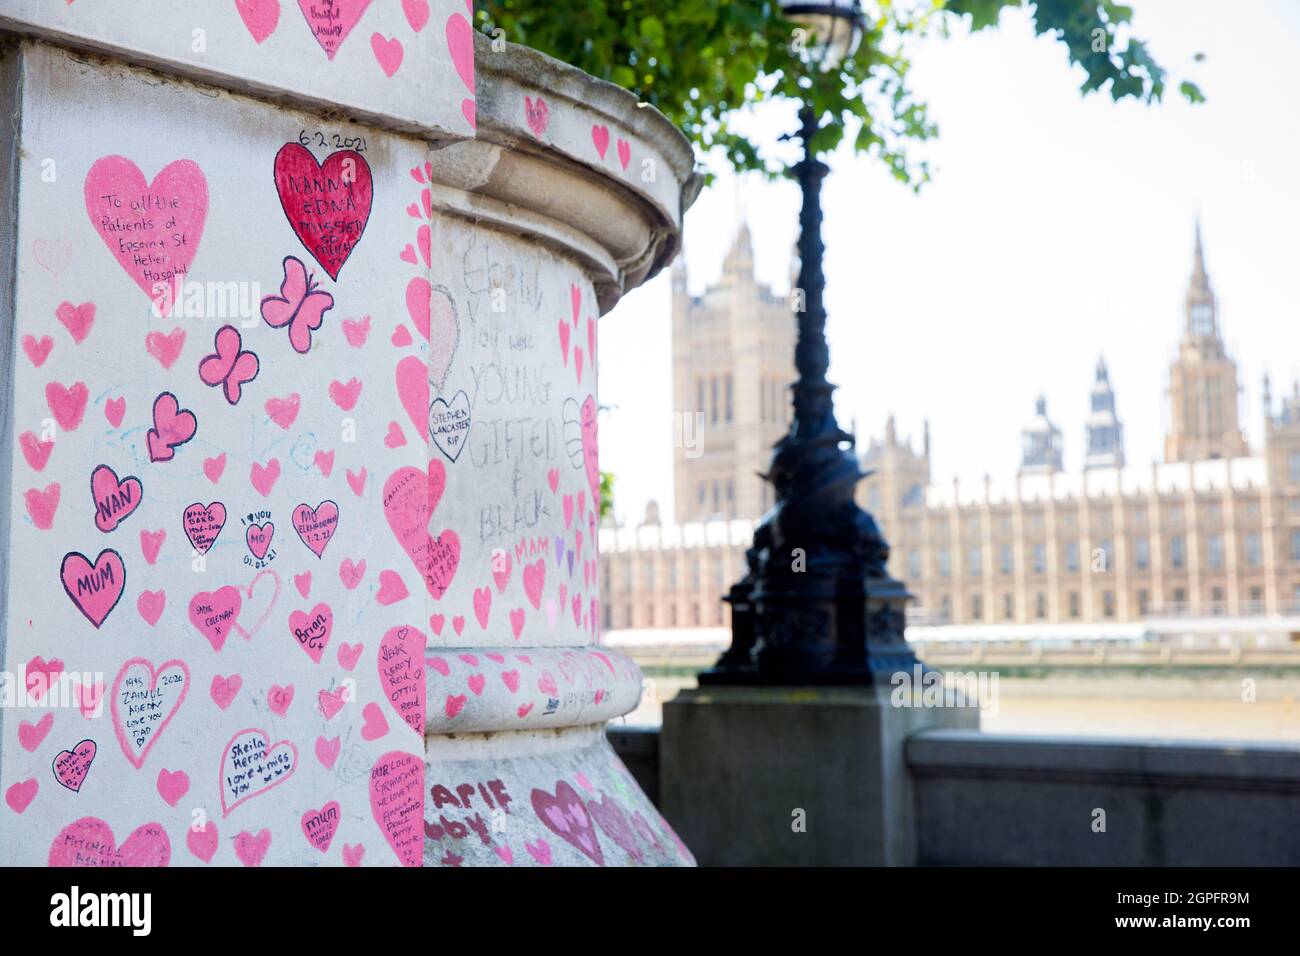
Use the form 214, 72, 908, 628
83, 157, 208, 313
395, 354, 428, 440
220, 728, 298, 817
297, 0, 372, 60
48, 817, 171, 867
382, 464, 459, 599
378, 624, 427, 735
531, 780, 604, 865
369, 750, 422, 867
60, 549, 126, 629
110, 657, 190, 769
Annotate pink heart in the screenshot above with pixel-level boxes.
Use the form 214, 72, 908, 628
20, 432, 54, 471
492, 553, 513, 593
18, 714, 53, 752
531, 781, 604, 864
617, 138, 631, 171
337, 642, 364, 671
378, 625, 427, 734
188, 821, 219, 863
61, 549, 126, 628
444, 694, 468, 718
467, 673, 485, 696
268, 683, 294, 717
138, 529, 165, 565
427, 656, 450, 677
90, 464, 142, 533
346, 467, 367, 496
329, 377, 362, 410
302, 801, 342, 852
182, 501, 226, 554
136, 589, 166, 626
203, 453, 226, 483
339, 558, 366, 589
343, 843, 365, 866
294, 571, 312, 598
145, 327, 186, 369
48, 818, 171, 866
473, 586, 492, 629
370, 32, 404, 77
525, 95, 550, 138
24, 482, 60, 530
401, 0, 429, 31
5, 779, 38, 814
251, 458, 281, 496
234, 828, 271, 867
361, 702, 389, 740
509, 607, 526, 640
104, 395, 125, 427
188, 585, 242, 651
392, 324, 413, 347
523, 558, 546, 609
265, 393, 300, 429
343, 314, 371, 346
382, 464, 459, 599
146, 391, 197, 462
55, 300, 96, 343
501, 669, 520, 693
220, 728, 298, 816
46, 380, 88, 430
289, 603, 334, 664
297, 0, 371, 60
405, 277, 432, 340
210, 673, 242, 710
235, 0, 280, 44
110, 658, 190, 768
446, 12, 475, 94
292, 500, 339, 558
396, 354, 429, 437
26, 656, 65, 702
385, 422, 407, 447
377, 570, 409, 605
52, 739, 96, 792
314, 449, 335, 476
429, 613, 445, 635
548, 468, 560, 492
591, 124, 610, 159
156, 768, 190, 807
368, 751, 422, 867
84, 157, 208, 312
246, 522, 274, 559
22, 334, 53, 367
315, 735, 341, 769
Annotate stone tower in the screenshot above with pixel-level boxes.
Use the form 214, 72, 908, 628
1084, 356, 1125, 469
672, 222, 797, 521
1165, 220, 1249, 462
1020, 395, 1064, 475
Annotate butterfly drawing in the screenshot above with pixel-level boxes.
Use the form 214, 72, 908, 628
199, 325, 260, 405
261, 255, 335, 353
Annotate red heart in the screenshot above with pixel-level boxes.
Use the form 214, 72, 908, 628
273, 144, 372, 281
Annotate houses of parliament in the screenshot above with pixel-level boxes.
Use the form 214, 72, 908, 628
598, 222, 1300, 634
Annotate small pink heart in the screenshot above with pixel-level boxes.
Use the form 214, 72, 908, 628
392, 325, 413, 347
18, 714, 54, 752
265, 393, 300, 429
55, 300, 96, 343
444, 694, 468, 718
156, 768, 190, 807
294, 571, 312, 598
337, 642, 364, 671
6, 779, 38, 814
315, 735, 341, 769
22, 334, 53, 367
339, 558, 366, 590
268, 683, 294, 717
235, 829, 271, 867
145, 327, 186, 369
329, 377, 362, 411
371, 32, 404, 77
136, 589, 166, 626
467, 673, 486, 696
104, 396, 125, 428
317, 686, 346, 721
251, 458, 280, 496
346, 468, 368, 496
314, 450, 335, 476
384, 422, 407, 447
342, 843, 365, 867
203, 453, 227, 484
427, 656, 450, 677
361, 702, 389, 740
376, 569, 409, 605
140, 528, 166, 564
210, 674, 242, 710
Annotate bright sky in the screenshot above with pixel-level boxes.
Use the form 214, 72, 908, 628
598, 0, 1300, 527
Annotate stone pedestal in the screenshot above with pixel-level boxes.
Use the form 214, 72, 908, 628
0, 4, 697, 867
660, 684, 977, 866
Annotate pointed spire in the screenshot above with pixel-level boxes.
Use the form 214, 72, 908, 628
722, 220, 754, 278
1192, 215, 1208, 288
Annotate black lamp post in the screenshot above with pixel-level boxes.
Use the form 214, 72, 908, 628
701, 0, 922, 686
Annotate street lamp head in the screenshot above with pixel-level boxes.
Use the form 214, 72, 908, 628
781, 0, 866, 71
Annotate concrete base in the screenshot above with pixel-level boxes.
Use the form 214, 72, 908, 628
660, 684, 977, 865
